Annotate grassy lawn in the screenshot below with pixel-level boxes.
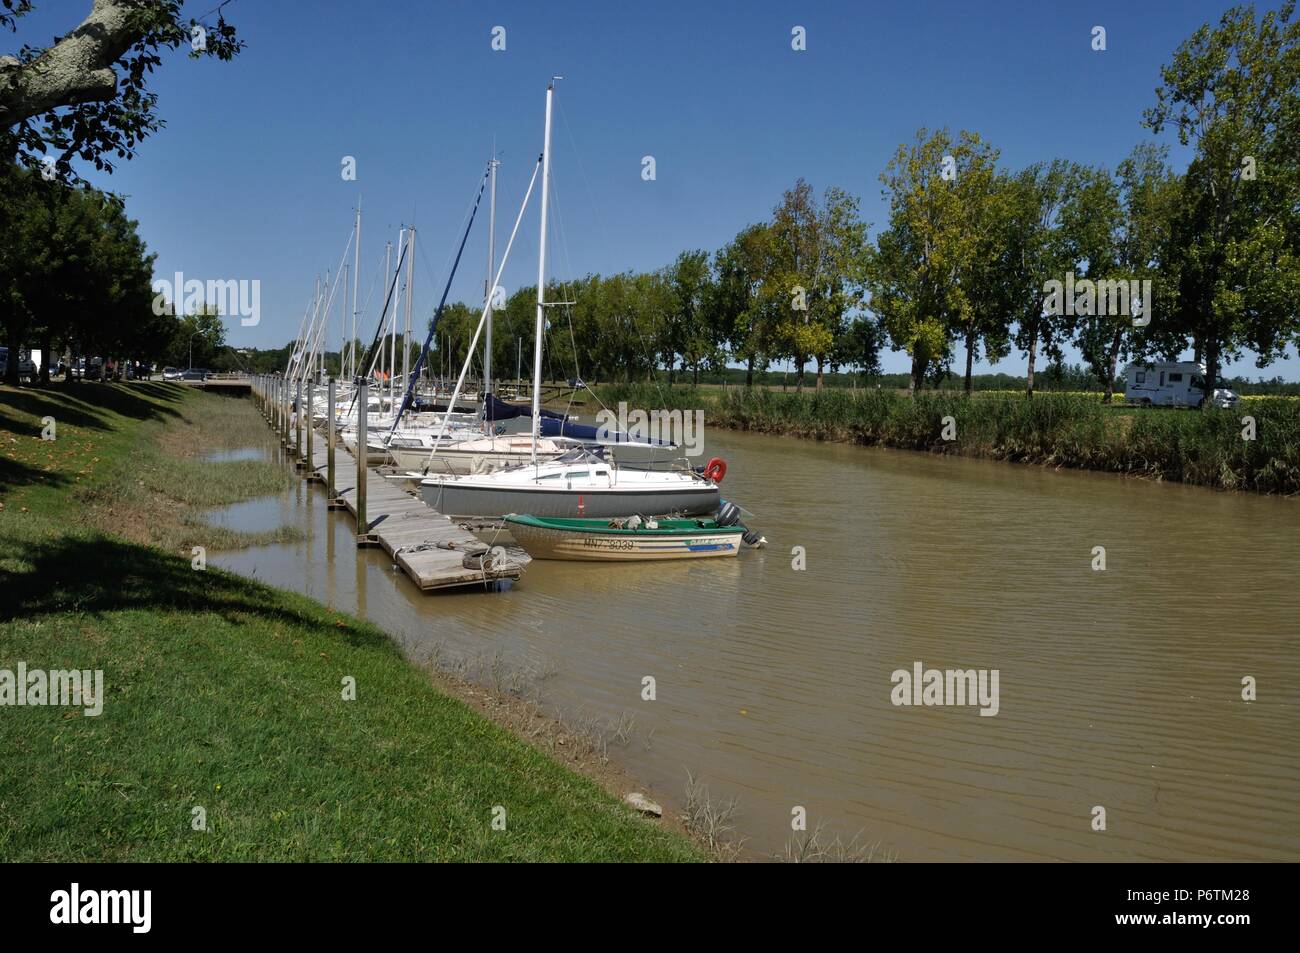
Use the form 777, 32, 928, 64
0, 382, 702, 861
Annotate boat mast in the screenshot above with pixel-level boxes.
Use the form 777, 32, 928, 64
380, 240, 391, 396
485, 153, 498, 404
392, 227, 405, 411
532, 78, 559, 465
351, 198, 361, 380
403, 226, 415, 418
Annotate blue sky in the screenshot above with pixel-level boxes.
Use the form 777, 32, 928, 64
10, 0, 1297, 379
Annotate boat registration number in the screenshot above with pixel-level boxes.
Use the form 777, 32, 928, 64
582, 538, 635, 550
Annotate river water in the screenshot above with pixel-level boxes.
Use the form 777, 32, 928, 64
210, 425, 1300, 861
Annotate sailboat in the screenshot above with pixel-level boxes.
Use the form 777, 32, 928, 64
417, 79, 724, 520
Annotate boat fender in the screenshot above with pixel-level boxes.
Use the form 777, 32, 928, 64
716, 500, 742, 527
704, 457, 727, 483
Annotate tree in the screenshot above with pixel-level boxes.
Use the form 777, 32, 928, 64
868, 128, 1001, 394
1004, 161, 1080, 396
1143, 1, 1300, 407
1060, 163, 1124, 392
713, 224, 773, 387
1, 164, 163, 384
955, 168, 1015, 393
1075, 146, 1181, 402
760, 181, 872, 391
662, 250, 711, 384
1, 0, 241, 175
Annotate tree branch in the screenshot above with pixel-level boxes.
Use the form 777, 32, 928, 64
0, 0, 140, 126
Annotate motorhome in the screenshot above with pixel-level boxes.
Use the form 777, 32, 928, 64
1124, 361, 1239, 408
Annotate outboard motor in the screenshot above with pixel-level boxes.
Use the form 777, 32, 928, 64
716, 500, 741, 527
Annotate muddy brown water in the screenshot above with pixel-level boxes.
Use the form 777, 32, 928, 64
210, 427, 1300, 861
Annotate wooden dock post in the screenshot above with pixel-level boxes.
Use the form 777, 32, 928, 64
355, 380, 370, 542
294, 379, 303, 466
305, 379, 316, 478
326, 377, 338, 503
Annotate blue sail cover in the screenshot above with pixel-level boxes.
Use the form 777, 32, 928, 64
482, 392, 567, 422
538, 416, 675, 446
482, 393, 674, 446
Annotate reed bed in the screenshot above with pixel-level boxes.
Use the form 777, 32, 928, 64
593, 384, 1300, 494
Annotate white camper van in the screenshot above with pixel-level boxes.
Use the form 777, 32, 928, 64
1124, 361, 1239, 408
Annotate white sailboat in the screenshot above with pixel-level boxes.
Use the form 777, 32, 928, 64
418, 79, 722, 519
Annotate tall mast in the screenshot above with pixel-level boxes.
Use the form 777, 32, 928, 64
320, 270, 328, 379
381, 240, 391, 392
392, 227, 404, 410
485, 154, 498, 401
403, 226, 415, 417
532, 79, 558, 464
341, 261, 348, 380
351, 199, 361, 379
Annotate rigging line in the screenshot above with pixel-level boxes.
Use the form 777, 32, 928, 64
342, 237, 411, 420
422, 156, 542, 468
353, 249, 388, 340
387, 164, 492, 441
420, 171, 486, 304
554, 101, 673, 419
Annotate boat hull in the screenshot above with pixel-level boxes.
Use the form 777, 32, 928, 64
507, 520, 742, 561
421, 480, 719, 519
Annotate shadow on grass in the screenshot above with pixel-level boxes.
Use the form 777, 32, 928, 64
0, 533, 384, 651
0, 382, 187, 434
0, 453, 72, 495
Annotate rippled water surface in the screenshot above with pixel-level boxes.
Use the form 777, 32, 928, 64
212, 427, 1300, 860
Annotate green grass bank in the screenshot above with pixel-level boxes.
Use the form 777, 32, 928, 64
0, 383, 702, 861
592, 383, 1300, 494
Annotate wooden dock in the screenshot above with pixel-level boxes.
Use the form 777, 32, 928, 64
305, 433, 529, 591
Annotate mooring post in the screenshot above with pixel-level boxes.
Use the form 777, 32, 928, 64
294, 378, 303, 464
356, 379, 368, 540
305, 378, 315, 476
327, 376, 337, 500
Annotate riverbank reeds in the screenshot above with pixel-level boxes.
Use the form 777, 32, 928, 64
592, 383, 1300, 493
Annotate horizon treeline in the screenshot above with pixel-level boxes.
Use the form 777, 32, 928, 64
427, 3, 1296, 403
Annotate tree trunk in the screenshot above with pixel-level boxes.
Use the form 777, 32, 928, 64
745, 357, 754, 388
1025, 321, 1038, 398
1103, 326, 1123, 403
815, 356, 825, 391
909, 352, 923, 396
3, 325, 21, 386
39, 332, 52, 385
964, 323, 976, 395
1203, 336, 1219, 411
795, 359, 805, 394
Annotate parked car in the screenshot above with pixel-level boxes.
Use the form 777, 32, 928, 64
0, 347, 36, 380
162, 366, 183, 380
181, 368, 210, 381
1124, 361, 1239, 408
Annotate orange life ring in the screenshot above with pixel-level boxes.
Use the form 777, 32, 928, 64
704, 457, 727, 483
